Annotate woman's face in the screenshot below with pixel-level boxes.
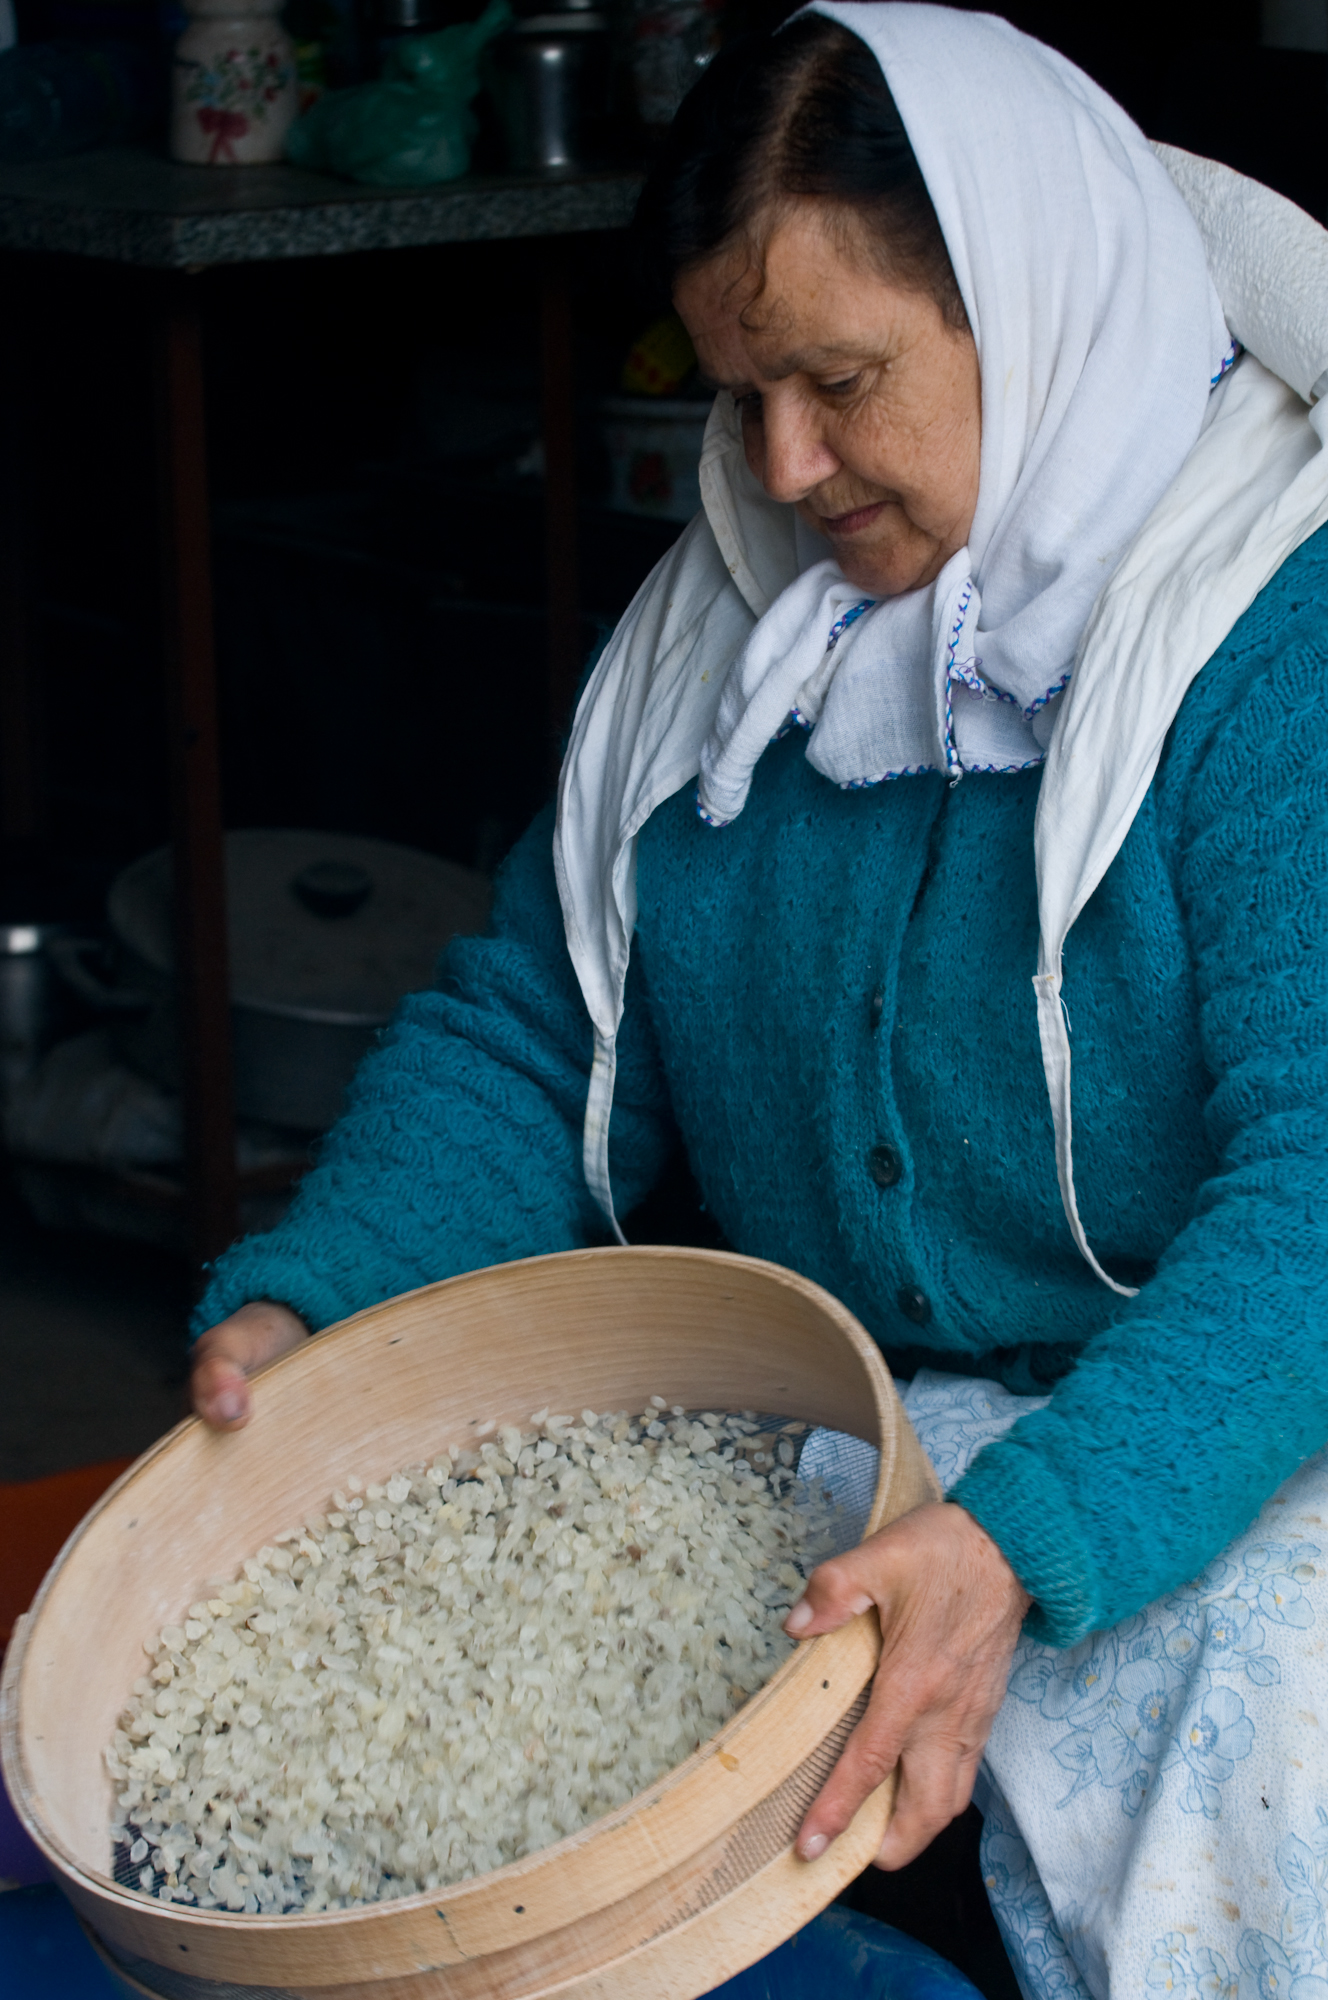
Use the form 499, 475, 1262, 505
674, 202, 981, 598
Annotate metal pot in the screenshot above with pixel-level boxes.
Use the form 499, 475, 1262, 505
55, 829, 490, 1133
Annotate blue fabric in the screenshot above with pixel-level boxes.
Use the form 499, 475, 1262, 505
706, 1909, 983, 1999
0, 1884, 122, 1998
196, 526, 1328, 1650
0, 1761, 49, 1890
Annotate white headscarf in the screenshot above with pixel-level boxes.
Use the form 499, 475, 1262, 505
554, 7, 1328, 1284
697, 1, 1231, 827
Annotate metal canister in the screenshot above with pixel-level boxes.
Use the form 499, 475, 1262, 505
362, 0, 440, 75
626, 0, 719, 129
488, 9, 609, 172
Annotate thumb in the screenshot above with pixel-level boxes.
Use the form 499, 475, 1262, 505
784, 1546, 879, 1639
191, 1352, 253, 1430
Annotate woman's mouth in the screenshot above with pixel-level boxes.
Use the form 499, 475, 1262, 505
818, 500, 887, 537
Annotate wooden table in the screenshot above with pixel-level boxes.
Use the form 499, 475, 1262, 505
0, 148, 642, 1268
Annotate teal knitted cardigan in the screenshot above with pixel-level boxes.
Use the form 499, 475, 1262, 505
197, 527, 1328, 1650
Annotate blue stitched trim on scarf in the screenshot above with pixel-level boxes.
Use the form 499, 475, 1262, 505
826, 596, 876, 653
1211, 337, 1243, 388
839, 763, 939, 789
1025, 670, 1071, 717
963, 755, 1046, 775
942, 580, 978, 782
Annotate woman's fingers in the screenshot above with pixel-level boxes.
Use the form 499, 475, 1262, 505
796, 1687, 987, 1866
873, 1733, 986, 1871
784, 1522, 923, 1640
783, 1551, 875, 1636
787, 1502, 1030, 1869
795, 1675, 912, 1857
189, 1301, 309, 1429
793, 1621, 966, 1856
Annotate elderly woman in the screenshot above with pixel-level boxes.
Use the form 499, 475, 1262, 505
190, 7, 1328, 1994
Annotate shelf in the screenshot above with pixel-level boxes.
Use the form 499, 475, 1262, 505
0, 147, 645, 270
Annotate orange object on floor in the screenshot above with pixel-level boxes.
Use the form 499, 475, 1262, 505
0, 1459, 133, 1647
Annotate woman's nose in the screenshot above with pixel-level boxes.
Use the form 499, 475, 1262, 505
756, 395, 841, 503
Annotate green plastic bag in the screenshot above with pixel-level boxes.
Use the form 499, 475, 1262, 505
286, 0, 510, 186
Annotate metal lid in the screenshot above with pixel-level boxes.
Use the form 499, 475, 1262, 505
109, 830, 491, 1026
0, 923, 65, 957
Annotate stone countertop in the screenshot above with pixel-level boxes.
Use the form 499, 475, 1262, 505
0, 147, 645, 268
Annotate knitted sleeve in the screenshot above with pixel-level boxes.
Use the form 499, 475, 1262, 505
191, 806, 675, 1337
951, 572, 1328, 1647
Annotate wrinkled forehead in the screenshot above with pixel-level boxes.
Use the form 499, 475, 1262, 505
685, 193, 933, 311
675, 200, 946, 390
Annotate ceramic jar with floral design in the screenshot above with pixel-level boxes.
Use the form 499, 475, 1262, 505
171, 0, 298, 165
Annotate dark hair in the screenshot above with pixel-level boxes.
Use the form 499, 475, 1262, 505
631, 14, 967, 329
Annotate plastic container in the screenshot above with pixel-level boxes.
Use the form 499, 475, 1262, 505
599, 394, 709, 523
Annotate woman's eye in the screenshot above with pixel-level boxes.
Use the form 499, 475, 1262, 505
820, 375, 861, 397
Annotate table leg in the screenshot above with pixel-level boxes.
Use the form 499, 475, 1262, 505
0, 264, 45, 874
154, 273, 240, 1269
540, 240, 581, 750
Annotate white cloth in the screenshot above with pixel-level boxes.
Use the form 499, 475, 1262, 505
803, 1383, 1328, 2000
1158, 141, 1328, 404
1033, 355, 1328, 1294
553, 10, 1328, 1261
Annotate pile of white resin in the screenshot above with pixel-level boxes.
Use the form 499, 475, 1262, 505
106, 1402, 837, 1913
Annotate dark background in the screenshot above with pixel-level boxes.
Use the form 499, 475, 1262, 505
1, 0, 1316, 927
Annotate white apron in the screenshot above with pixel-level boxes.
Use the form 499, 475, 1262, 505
803, 1397, 1328, 2000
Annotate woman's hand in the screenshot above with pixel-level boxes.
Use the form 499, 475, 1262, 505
189, 1301, 309, 1430
786, 1500, 1030, 1870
